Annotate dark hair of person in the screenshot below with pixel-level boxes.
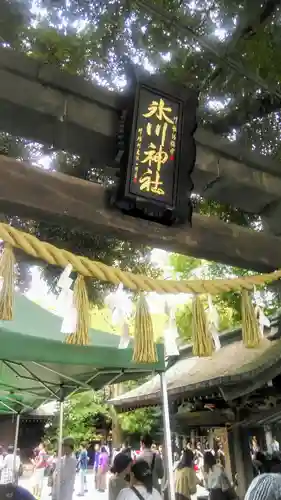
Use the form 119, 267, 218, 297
7, 445, 13, 454
101, 446, 107, 453
81, 442, 87, 448
177, 449, 194, 469
131, 460, 153, 493
204, 451, 216, 472
141, 434, 153, 448
111, 452, 132, 474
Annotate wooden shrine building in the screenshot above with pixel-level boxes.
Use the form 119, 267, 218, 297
0, 402, 55, 461
110, 315, 281, 498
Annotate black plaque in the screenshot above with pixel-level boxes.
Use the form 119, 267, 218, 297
112, 76, 198, 226
124, 86, 182, 209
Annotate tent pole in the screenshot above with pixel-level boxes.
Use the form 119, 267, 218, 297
13, 413, 20, 483
160, 372, 175, 500
56, 396, 64, 500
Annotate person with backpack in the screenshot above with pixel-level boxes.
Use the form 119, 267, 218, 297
77, 442, 88, 496
138, 435, 164, 493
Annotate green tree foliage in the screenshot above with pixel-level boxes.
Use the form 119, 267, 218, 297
45, 391, 111, 445
170, 253, 280, 341
45, 387, 160, 445
116, 379, 161, 437
12, 0, 281, 151
119, 407, 160, 436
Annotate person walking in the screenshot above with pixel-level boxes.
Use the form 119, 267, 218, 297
175, 449, 198, 500
138, 435, 164, 493
94, 444, 100, 490
0, 446, 5, 483
1, 446, 20, 485
31, 442, 48, 499
204, 451, 235, 500
77, 442, 88, 496
52, 437, 77, 500
46, 451, 57, 497
96, 446, 109, 492
14, 449, 22, 485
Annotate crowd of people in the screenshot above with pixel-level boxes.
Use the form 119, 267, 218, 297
2, 433, 281, 500
250, 435, 281, 478
0, 434, 239, 500
27, 440, 111, 499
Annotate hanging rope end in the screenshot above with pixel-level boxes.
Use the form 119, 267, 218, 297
192, 295, 214, 357
242, 290, 261, 348
0, 244, 15, 321
133, 293, 158, 364
65, 275, 90, 346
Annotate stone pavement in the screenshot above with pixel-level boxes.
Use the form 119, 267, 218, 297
19, 470, 104, 500
19, 472, 208, 500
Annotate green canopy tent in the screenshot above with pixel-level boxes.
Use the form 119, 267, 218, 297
0, 292, 166, 493
0, 292, 165, 412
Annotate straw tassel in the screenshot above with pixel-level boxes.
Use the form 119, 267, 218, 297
192, 295, 213, 357
241, 289, 261, 348
0, 244, 15, 320
133, 293, 157, 363
65, 275, 90, 345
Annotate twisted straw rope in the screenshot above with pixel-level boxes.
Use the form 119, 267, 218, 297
1, 223, 281, 294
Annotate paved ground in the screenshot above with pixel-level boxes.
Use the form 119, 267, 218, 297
19, 472, 208, 499
20, 471, 103, 499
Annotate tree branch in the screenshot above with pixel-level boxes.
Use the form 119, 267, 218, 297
208, 94, 281, 134
205, 0, 281, 131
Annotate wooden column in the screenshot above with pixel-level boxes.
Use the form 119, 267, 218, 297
227, 429, 235, 482
208, 429, 214, 449
231, 426, 253, 499
110, 384, 123, 449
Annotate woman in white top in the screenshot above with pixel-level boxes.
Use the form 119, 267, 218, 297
116, 460, 162, 500
204, 451, 234, 500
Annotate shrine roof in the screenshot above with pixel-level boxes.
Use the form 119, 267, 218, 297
109, 315, 281, 410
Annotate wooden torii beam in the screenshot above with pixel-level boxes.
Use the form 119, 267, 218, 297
1, 154, 281, 272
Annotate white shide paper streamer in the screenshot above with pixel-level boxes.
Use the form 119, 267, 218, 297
105, 284, 132, 349
57, 264, 77, 334
164, 301, 179, 357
